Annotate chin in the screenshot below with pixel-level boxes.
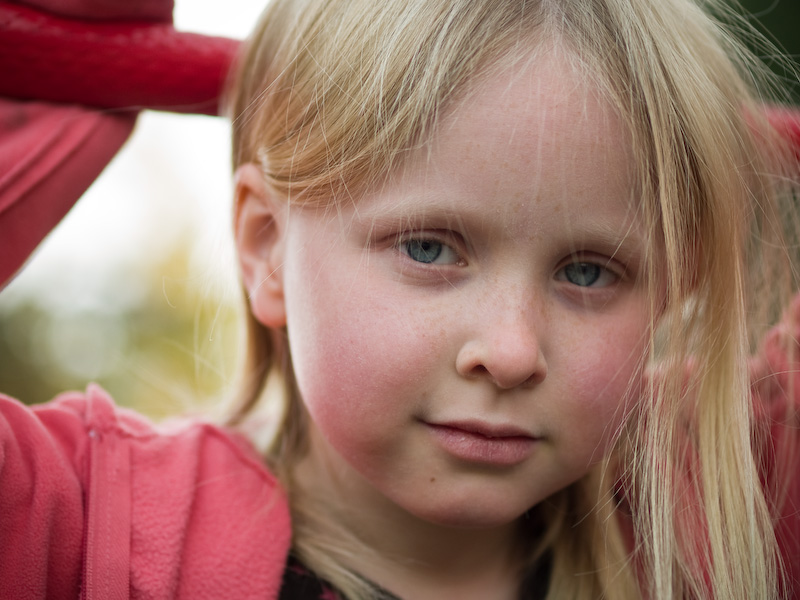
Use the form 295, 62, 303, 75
406, 492, 535, 530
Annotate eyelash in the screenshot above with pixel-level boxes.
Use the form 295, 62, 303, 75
395, 233, 465, 267
393, 233, 622, 289
554, 257, 620, 289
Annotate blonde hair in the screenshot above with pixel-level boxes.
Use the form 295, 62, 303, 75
227, 0, 799, 597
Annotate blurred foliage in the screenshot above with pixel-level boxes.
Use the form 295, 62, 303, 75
734, 0, 800, 102
0, 236, 242, 420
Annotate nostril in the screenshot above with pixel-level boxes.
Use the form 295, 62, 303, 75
455, 337, 547, 390
521, 365, 547, 388
471, 364, 490, 378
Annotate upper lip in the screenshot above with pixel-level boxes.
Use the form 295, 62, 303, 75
426, 419, 536, 439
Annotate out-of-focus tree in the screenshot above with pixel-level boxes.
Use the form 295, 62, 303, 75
0, 108, 241, 421
0, 233, 241, 420
734, 0, 800, 102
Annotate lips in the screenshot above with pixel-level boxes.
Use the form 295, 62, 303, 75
424, 420, 538, 466
429, 420, 534, 439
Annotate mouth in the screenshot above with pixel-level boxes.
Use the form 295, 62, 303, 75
424, 420, 538, 466
428, 419, 534, 439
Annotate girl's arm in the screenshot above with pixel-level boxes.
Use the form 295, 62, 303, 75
0, 99, 136, 286
0, 0, 239, 287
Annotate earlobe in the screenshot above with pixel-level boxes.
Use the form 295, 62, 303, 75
233, 163, 287, 328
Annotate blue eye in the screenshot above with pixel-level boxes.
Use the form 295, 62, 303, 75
400, 239, 460, 265
558, 262, 616, 287
404, 240, 443, 263
563, 263, 600, 286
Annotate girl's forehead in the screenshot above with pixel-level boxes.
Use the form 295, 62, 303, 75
335, 47, 645, 256
439, 47, 625, 163
357, 48, 636, 220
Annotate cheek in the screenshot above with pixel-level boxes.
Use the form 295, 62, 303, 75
559, 313, 649, 457
284, 261, 440, 432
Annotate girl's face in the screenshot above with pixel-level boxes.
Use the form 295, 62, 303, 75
250, 48, 651, 529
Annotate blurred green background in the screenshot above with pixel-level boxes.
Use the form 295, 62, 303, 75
0, 0, 797, 421
0, 234, 241, 420
0, 109, 244, 420
736, 0, 799, 101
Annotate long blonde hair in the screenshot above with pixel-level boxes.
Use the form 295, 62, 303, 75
227, 0, 799, 597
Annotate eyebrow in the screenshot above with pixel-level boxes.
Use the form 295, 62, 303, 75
356, 197, 471, 231
354, 186, 650, 261
565, 218, 649, 267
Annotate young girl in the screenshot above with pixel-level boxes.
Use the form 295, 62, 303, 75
2, 0, 800, 598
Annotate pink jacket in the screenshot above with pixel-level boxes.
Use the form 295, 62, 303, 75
0, 385, 291, 599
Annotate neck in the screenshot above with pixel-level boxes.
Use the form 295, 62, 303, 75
292, 428, 527, 600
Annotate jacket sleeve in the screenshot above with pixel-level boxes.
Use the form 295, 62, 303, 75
0, 0, 240, 288
0, 99, 136, 287
0, 386, 291, 600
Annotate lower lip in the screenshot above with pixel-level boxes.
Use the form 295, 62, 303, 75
427, 425, 537, 467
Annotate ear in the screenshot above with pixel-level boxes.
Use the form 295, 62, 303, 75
233, 163, 287, 328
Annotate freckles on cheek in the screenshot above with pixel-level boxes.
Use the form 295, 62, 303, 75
567, 336, 646, 416
299, 313, 407, 418
336, 295, 441, 384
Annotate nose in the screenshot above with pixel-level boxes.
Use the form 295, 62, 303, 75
455, 293, 548, 390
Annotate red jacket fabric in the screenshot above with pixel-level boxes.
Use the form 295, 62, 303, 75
0, 385, 292, 599
751, 296, 800, 596
0, 0, 240, 286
